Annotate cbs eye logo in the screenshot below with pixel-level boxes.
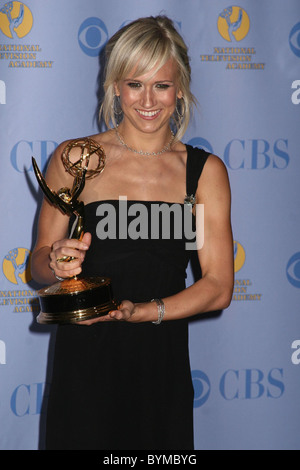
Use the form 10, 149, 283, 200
78, 17, 108, 57
187, 137, 214, 155
289, 22, 300, 57
286, 252, 300, 288
192, 370, 211, 408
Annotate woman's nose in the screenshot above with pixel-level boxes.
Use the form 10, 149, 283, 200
140, 86, 155, 108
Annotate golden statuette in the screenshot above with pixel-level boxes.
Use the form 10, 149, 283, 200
32, 137, 119, 324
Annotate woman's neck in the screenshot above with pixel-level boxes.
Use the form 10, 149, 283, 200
116, 122, 174, 156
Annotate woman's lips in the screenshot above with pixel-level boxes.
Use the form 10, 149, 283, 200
136, 109, 161, 118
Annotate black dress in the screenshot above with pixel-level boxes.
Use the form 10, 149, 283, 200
44, 145, 209, 450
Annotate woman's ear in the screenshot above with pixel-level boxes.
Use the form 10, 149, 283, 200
177, 89, 183, 99
114, 82, 120, 96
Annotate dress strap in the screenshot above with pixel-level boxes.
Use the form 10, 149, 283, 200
185, 144, 210, 204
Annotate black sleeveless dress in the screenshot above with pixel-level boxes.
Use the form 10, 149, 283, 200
44, 145, 209, 450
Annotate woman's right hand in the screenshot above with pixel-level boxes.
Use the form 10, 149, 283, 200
49, 232, 91, 279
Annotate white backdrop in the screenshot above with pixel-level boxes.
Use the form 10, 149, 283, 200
0, 0, 299, 450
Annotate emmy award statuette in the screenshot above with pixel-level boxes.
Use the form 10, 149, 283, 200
32, 138, 119, 324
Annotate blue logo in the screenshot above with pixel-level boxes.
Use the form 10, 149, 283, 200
192, 368, 284, 406
78, 17, 108, 57
10, 140, 57, 173
286, 252, 300, 288
192, 370, 211, 408
10, 382, 48, 416
289, 22, 300, 57
187, 137, 289, 169
219, 368, 284, 400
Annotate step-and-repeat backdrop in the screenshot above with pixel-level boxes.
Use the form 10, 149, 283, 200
0, 0, 299, 450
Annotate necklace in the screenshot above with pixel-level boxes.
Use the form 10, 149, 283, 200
115, 128, 174, 156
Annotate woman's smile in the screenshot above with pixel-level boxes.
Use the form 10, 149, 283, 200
135, 108, 162, 119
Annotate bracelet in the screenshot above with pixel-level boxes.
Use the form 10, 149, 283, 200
50, 268, 65, 282
151, 298, 165, 325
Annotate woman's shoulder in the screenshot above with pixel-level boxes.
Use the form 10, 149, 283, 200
195, 151, 230, 199
203, 152, 228, 178
51, 131, 113, 164
56, 130, 111, 150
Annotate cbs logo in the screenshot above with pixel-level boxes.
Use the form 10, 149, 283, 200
286, 252, 300, 288
78, 17, 108, 56
192, 368, 284, 407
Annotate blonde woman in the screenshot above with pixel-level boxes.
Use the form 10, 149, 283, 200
32, 16, 233, 450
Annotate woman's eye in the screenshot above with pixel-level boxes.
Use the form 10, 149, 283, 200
156, 84, 170, 89
128, 82, 141, 88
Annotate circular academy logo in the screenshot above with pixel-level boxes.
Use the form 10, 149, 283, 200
234, 241, 246, 273
78, 17, 108, 57
286, 252, 300, 288
2, 248, 31, 285
0, 1, 33, 39
192, 370, 211, 408
217, 6, 250, 42
289, 22, 300, 58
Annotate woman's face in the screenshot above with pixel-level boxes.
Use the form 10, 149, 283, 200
115, 57, 182, 134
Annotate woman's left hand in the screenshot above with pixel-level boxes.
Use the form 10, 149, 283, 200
78, 300, 136, 326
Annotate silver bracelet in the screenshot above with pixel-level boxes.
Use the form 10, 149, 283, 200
50, 268, 65, 282
151, 298, 165, 325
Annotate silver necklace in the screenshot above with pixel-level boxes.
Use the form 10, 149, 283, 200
115, 128, 174, 156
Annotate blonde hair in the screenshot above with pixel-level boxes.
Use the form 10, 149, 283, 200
99, 16, 196, 141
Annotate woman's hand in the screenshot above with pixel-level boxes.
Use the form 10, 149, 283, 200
109, 300, 136, 321
49, 232, 91, 279
78, 300, 136, 326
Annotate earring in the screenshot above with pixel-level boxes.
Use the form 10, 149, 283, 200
175, 97, 185, 119
113, 94, 123, 116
